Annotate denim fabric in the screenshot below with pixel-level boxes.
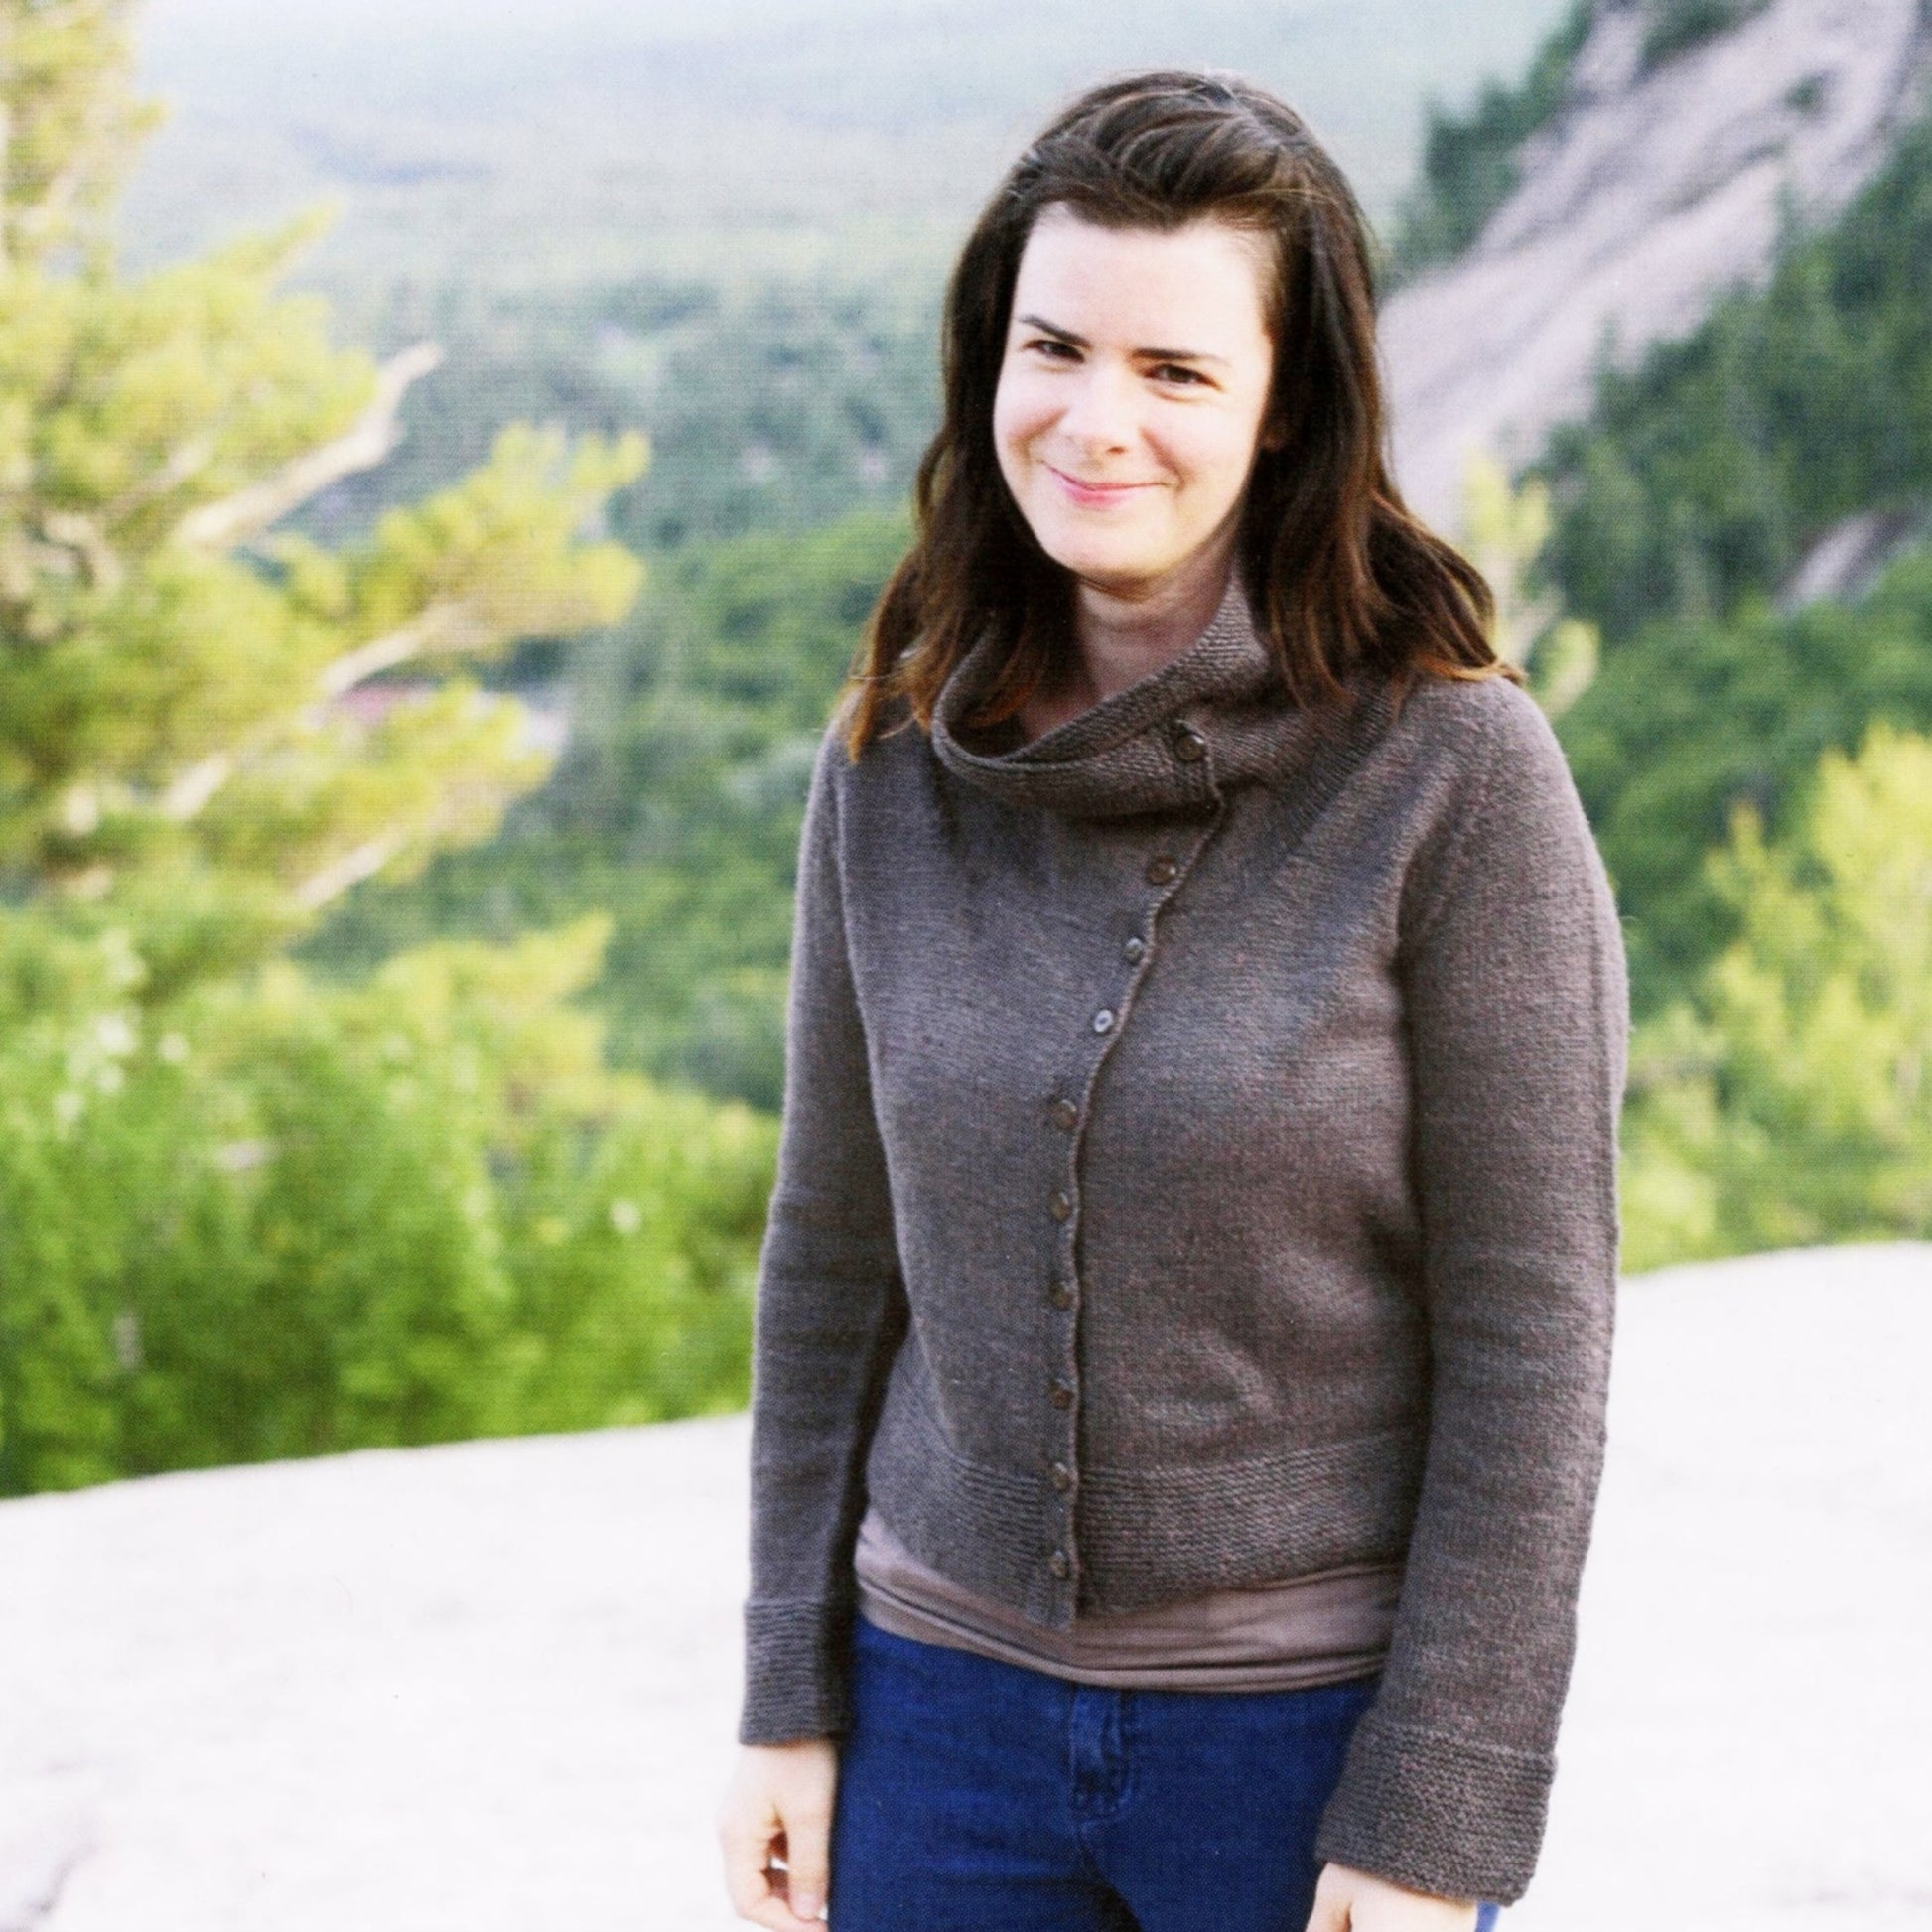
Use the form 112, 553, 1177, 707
829, 1617, 1502, 1932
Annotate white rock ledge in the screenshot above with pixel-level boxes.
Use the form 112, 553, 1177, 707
1, 1241, 1927, 1931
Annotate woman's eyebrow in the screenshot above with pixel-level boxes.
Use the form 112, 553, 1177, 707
1013, 312, 1087, 346
1012, 312, 1228, 367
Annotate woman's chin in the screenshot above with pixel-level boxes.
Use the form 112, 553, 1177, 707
1037, 536, 1185, 596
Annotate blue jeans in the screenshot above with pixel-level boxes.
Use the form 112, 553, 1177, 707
830, 1615, 1503, 1931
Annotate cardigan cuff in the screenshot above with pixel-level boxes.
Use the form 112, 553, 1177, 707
738, 1598, 854, 1745
1312, 1712, 1554, 1905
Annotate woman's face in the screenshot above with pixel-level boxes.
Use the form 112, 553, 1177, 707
992, 204, 1278, 599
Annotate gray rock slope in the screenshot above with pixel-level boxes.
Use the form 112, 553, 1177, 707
1, 1242, 1926, 1930
1386, 0, 1932, 530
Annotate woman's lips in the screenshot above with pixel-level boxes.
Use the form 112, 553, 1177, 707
1044, 463, 1158, 509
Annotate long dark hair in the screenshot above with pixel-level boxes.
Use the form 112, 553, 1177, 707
842, 69, 1513, 755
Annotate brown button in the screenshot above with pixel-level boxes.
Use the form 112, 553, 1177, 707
1049, 1549, 1072, 1579
1049, 1097, 1079, 1131
1048, 1278, 1075, 1311
1049, 1461, 1074, 1493
1172, 726, 1207, 763
1122, 935, 1147, 964
1049, 1190, 1072, 1223
1145, 854, 1178, 886
1091, 1008, 1115, 1035
1049, 1377, 1075, 1409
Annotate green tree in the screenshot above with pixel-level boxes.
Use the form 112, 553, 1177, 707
1620, 722, 1932, 1269
0, 3, 643, 989
1539, 111, 1932, 646
312, 507, 909, 1108
1640, 0, 1773, 70
1387, 2, 1592, 277
0, 916, 775, 1490
0, 0, 773, 1494
1556, 542, 1932, 1017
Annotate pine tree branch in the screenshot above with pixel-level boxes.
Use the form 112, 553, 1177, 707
36, 510, 122, 590
293, 832, 401, 913
158, 752, 232, 821
316, 599, 485, 701
103, 434, 217, 524
174, 341, 444, 553
154, 598, 482, 826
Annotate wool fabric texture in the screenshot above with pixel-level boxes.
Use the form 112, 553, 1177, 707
739, 577, 1630, 1905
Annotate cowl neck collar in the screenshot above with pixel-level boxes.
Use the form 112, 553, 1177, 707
929, 573, 1388, 821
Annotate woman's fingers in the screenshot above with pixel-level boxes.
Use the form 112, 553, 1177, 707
717, 1801, 781, 1921
718, 1818, 818, 1931
718, 1740, 840, 1928
778, 1783, 833, 1921
1306, 1862, 1482, 1931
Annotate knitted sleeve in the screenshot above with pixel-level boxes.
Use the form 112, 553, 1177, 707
737, 725, 908, 1745
1312, 680, 1630, 1904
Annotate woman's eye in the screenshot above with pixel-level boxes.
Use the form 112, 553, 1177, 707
1028, 338, 1079, 360
1152, 363, 1205, 386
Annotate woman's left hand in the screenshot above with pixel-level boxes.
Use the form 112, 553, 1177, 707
1305, 1862, 1481, 1931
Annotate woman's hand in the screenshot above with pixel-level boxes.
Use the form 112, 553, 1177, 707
718, 1738, 839, 1928
1306, 1862, 1481, 1931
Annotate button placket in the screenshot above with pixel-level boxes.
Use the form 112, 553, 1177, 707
1038, 802, 1228, 1606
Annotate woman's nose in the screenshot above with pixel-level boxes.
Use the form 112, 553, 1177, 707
1054, 361, 1138, 455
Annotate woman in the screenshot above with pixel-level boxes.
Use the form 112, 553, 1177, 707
718, 70, 1627, 1932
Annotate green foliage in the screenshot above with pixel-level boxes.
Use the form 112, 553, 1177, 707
1389, 1, 1592, 276
0, 0, 160, 266
1619, 722, 1932, 1269
1640, 0, 1772, 69
0, 2, 771, 1495
1539, 113, 1932, 1024
0, 920, 774, 1495
1540, 112, 1932, 644
309, 508, 910, 1111
0, 205, 646, 992
1557, 542, 1932, 1016
314, 277, 940, 556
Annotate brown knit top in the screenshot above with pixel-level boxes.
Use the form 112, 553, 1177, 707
740, 576, 1629, 1904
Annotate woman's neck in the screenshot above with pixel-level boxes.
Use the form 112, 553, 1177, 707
1018, 535, 1237, 742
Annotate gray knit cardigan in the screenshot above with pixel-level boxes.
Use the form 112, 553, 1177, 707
739, 578, 1630, 1905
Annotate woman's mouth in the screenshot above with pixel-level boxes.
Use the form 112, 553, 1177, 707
1044, 464, 1158, 509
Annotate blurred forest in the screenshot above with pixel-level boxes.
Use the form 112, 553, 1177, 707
0, 0, 1926, 1494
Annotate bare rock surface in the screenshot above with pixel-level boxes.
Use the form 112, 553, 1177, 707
1386, 0, 1931, 529
0, 1241, 1926, 1930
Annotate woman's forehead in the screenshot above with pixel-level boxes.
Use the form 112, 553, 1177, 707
1009, 207, 1275, 351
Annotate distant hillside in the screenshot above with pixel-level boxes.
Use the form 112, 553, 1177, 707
124, 0, 1571, 303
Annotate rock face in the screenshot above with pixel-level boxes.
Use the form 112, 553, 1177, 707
1, 1242, 1928, 1930
1385, 0, 1932, 530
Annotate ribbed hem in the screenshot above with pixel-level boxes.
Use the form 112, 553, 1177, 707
1313, 1713, 1554, 1905
738, 1598, 852, 1745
